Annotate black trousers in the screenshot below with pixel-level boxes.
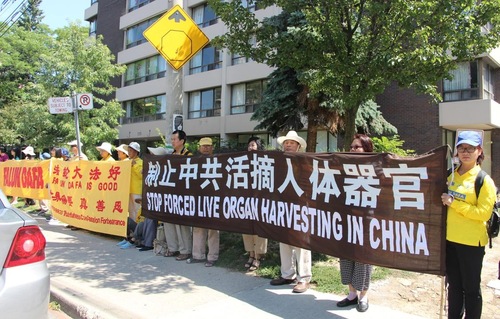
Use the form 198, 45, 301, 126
446, 241, 485, 319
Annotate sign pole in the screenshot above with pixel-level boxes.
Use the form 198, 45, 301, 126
72, 92, 83, 155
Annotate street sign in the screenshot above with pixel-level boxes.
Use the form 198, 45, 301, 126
143, 5, 210, 71
76, 93, 93, 110
48, 97, 73, 114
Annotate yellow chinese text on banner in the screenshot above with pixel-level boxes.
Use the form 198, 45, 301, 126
50, 160, 131, 237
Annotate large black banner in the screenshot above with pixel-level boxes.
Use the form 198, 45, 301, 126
142, 146, 448, 275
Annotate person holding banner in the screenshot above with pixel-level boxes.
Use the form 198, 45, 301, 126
0, 146, 9, 162
187, 137, 220, 267
243, 137, 268, 271
163, 130, 193, 261
96, 142, 115, 161
441, 130, 496, 319
270, 131, 312, 293
116, 144, 129, 161
119, 142, 145, 249
337, 133, 374, 312
67, 140, 88, 161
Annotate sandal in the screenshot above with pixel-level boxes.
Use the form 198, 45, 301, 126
249, 259, 260, 271
164, 250, 180, 257
244, 257, 255, 268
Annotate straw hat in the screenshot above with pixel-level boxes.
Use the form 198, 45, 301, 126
277, 131, 307, 150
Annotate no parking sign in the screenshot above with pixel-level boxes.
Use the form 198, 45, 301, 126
76, 93, 93, 110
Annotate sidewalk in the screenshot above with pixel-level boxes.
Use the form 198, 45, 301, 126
41, 220, 430, 319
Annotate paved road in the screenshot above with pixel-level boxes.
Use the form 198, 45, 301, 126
41, 219, 429, 319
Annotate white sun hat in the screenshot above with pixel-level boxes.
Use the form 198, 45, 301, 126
96, 142, 113, 155
277, 131, 307, 150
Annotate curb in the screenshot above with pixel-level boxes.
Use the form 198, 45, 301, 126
50, 283, 119, 319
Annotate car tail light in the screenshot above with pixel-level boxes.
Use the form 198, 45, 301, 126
4, 225, 46, 268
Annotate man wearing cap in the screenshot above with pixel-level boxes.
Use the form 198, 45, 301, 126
96, 142, 115, 161
163, 130, 193, 260
270, 130, 312, 293
187, 137, 220, 267
67, 140, 88, 161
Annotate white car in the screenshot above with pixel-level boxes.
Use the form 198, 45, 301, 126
0, 191, 50, 319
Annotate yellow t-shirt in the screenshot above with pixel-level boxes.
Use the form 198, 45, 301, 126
447, 165, 497, 246
129, 157, 143, 195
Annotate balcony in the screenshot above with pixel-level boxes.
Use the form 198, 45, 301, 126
439, 98, 500, 130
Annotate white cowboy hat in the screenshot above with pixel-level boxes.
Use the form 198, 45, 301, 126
277, 131, 307, 150
128, 142, 140, 152
147, 146, 168, 155
22, 146, 36, 156
115, 144, 129, 156
96, 142, 113, 155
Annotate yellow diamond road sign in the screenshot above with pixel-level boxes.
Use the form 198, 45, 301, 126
143, 5, 210, 71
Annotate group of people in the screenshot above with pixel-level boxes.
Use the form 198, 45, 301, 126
2, 127, 495, 318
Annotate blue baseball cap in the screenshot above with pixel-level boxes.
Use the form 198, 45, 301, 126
61, 147, 70, 157
456, 131, 482, 147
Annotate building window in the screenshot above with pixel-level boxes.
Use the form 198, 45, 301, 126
188, 88, 221, 119
125, 55, 166, 86
232, 52, 250, 65
231, 36, 255, 65
126, 16, 159, 49
192, 3, 217, 27
231, 79, 267, 114
123, 95, 166, 124
241, 0, 260, 12
189, 46, 222, 74
443, 61, 479, 101
89, 18, 97, 36
128, 0, 155, 12
483, 62, 494, 100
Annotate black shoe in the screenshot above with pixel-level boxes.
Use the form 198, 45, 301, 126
337, 296, 358, 307
136, 244, 145, 249
270, 277, 296, 285
357, 300, 369, 312
138, 246, 153, 251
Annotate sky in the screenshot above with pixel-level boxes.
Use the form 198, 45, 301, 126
0, 0, 89, 30
39, 0, 89, 29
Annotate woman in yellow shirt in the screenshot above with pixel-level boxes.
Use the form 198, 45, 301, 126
441, 130, 497, 319
96, 142, 115, 161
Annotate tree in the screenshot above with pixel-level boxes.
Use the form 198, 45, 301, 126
209, 0, 500, 146
253, 67, 397, 151
0, 23, 125, 157
17, 0, 44, 31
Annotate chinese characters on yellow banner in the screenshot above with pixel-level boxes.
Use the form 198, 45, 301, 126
0, 159, 131, 237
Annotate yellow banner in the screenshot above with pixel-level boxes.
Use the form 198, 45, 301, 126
0, 160, 50, 199
49, 160, 131, 237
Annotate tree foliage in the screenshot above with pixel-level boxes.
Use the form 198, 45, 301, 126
209, 0, 500, 146
373, 135, 415, 156
253, 67, 397, 140
0, 21, 125, 158
17, 0, 44, 31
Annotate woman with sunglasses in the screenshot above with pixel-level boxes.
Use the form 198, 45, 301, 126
337, 133, 373, 312
441, 130, 497, 319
